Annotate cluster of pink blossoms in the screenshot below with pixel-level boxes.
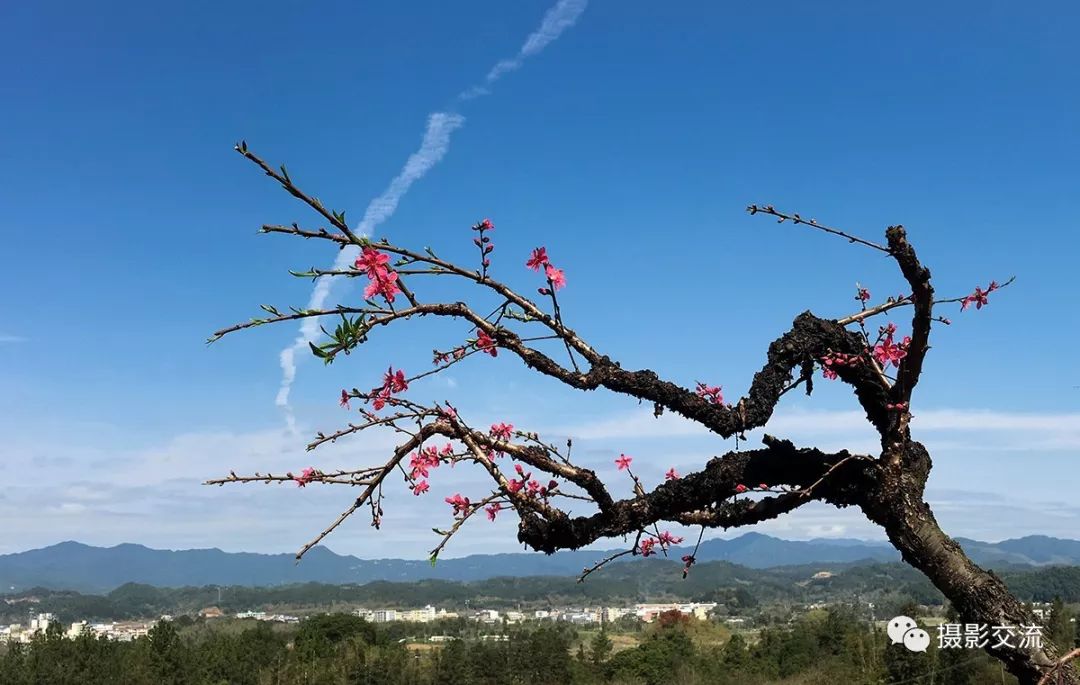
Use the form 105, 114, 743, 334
960, 281, 999, 311
409, 443, 453, 495
354, 246, 401, 303
639, 531, 684, 557
526, 246, 566, 292
820, 350, 862, 380
490, 423, 514, 441
733, 483, 770, 494
873, 323, 911, 368
507, 463, 558, 500
445, 493, 471, 516
695, 382, 724, 405
488, 423, 514, 459
294, 467, 317, 487
369, 367, 409, 410
472, 219, 495, 274
432, 346, 467, 366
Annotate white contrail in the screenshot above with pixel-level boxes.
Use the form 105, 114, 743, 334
484, 0, 588, 85
275, 112, 464, 411
276, 1, 588, 432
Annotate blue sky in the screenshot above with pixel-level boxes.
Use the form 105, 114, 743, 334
1, 1, 1077, 559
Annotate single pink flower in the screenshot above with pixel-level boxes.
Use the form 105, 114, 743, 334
873, 336, 909, 368
758, 483, 768, 490
354, 247, 390, 277
695, 382, 724, 405
526, 247, 549, 271
339, 390, 350, 409
639, 538, 658, 557
371, 388, 390, 411
544, 264, 566, 290
384, 367, 409, 394
363, 269, 401, 303
734, 484, 748, 494
665, 467, 680, 481
411, 480, 430, 495
657, 531, 684, 546
475, 329, 498, 357
485, 504, 500, 521
856, 287, 871, 303
445, 493, 471, 515
615, 454, 633, 471
295, 467, 316, 487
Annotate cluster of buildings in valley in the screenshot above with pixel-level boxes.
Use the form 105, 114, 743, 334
0, 602, 722, 644
0, 613, 157, 644
355, 602, 719, 625
233, 610, 300, 623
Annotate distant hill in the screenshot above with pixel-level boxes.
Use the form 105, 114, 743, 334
1, 533, 1077, 594
5, 560, 1079, 625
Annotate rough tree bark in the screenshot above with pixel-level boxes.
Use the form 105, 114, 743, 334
209, 146, 1074, 684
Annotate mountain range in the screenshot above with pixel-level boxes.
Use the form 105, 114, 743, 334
3, 533, 1078, 594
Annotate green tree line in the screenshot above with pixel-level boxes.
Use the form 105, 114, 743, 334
4, 601, 1074, 685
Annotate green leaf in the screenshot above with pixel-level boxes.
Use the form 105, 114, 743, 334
308, 342, 328, 359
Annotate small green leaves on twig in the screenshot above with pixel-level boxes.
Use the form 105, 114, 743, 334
307, 315, 371, 364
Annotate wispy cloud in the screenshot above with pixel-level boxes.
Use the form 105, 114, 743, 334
481, 0, 589, 85
0, 334, 26, 343
552, 407, 1080, 451
5, 404, 1077, 556
275, 2, 589, 431
275, 111, 465, 431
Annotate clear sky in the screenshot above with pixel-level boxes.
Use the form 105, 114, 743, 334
1, 1, 1077, 559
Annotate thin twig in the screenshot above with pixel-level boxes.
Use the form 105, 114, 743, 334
747, 204, 891, 253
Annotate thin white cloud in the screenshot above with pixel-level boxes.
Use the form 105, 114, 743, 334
276, 1, 589, 430
0, 334, 26, 343
275, 111, 465, 428
551, 411, 712, 440
4, 404, 1077, 556
552, 407, 1080, 451
482, 0, 589, 84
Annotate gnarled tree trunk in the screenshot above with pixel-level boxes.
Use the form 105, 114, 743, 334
216, 150, 1074, 684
